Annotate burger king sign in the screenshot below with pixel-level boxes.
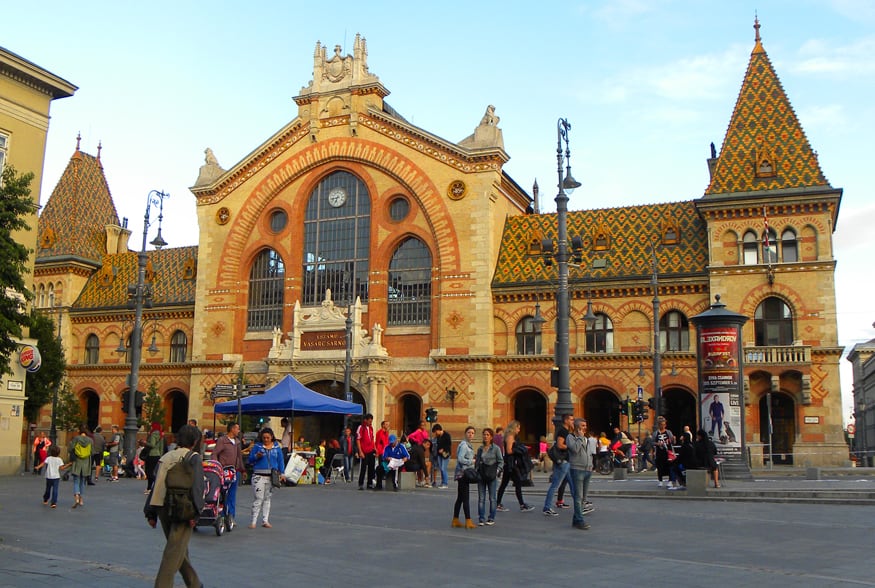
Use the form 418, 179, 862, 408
19, 345, 42, 374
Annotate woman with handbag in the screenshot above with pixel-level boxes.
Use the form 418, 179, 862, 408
476, 427, 503, 526
451, 426, 477, 529
496, 420, 535, 513
248, 427, 285, 529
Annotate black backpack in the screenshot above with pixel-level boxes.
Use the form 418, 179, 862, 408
165, 450, 198, 523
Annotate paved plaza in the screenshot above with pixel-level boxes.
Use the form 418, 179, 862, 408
0, 471, 873, 587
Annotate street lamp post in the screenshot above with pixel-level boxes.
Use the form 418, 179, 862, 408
858, 401, 868, 467
551, 118, 582, 426
48, 291, 62, 445
124, 190, 169, 461
650, 239, 662, 429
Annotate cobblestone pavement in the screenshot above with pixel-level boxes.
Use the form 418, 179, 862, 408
1, 470, 873, 587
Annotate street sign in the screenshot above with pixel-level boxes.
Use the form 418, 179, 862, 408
243, 384, 266, 390
637, 385, 643, 400
847, 424, 856, 435
213, 384, 235, 391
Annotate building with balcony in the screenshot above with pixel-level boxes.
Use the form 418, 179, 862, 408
33, 22, 846, 466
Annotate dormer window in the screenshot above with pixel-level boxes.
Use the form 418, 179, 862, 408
755, 145, 777, 178
662, 221, 680, 245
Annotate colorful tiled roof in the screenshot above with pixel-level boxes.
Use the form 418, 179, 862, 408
705, 20, 829, 196
73, 245, 199, 310
36, 148, 120, 265
492, 200, 708, 289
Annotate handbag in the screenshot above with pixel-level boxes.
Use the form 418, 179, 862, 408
479, 461, 499, 482
270, 468, 283, 488
666, 448, 677, 461
462, 467, 481, 483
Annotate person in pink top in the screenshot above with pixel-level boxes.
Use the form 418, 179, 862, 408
356, 414, 376, 490
408, 420, 429, 446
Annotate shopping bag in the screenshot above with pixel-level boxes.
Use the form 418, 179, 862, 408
284, 453, 308, 484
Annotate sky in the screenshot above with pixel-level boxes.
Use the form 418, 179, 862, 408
4, 0, 872, 423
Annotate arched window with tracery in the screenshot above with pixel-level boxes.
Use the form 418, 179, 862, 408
586, 313, 613, 353
754, 297, 793, 346
388, 237, 431, 326
84, 334, 100, 364
659, 310, 689, 352
515, 316, 542, 355
781, 228, 798, 262
170, 330, 188, 363
302, 171, 371, 306
247, 248, 285, 331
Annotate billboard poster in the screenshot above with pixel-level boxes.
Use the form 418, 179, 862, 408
698, 326, 742, 456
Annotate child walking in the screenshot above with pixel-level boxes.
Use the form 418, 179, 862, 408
35, 445, 67, 508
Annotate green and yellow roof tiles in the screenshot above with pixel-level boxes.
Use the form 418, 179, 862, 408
705, 35, 829, 196
36, 150, 121, 264
73, 245, 198, 310
492, 200, 708, 289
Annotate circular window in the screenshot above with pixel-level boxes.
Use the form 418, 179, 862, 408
389, 197, 410, 222
269, 209, 288, 233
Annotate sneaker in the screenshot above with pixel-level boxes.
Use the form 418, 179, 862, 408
572, 522, 591, 530
51, 504, 57, 509
478, 520, 485, 526
584, 500, 593, 507
520, 504, 535, 512
657, 481, 664, 487
438, 485, 448, 489
485, 519, 495, 526
496, 504, 509, 512
358, 485, 364, 491
555, 501, 570, 509
582, 506, 595, 515
543, 508, 559, 517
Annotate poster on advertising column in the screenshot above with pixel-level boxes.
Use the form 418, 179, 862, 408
698, 326, 742, 457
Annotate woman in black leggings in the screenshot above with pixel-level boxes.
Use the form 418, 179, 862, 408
496, 421, 534, 512
452, 426, 476, 528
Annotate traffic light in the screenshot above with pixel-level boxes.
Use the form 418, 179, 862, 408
425, 407, 438, 423
135, 391, 145, 417
121, 392, 130, 414
647, 397, 655, 411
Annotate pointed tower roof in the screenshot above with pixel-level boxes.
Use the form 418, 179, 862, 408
36, 138, 121, 266
704, 19, 830, 197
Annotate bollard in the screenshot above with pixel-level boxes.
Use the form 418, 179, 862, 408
612, 467, 627, 481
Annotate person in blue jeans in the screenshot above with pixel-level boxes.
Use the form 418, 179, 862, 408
566, 418, 594, 530
476, 428, 503, 525
543, 414, 575, 516
433, 424, 451, 488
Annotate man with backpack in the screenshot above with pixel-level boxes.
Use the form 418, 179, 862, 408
543, 414, 575, 517
144, 424, 204, 588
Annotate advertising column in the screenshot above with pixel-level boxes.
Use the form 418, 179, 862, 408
690, 295, 750, 477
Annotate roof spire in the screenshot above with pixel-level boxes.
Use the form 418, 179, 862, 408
97, 141, 102, 162
752, 13, 764, 54
75, 132, 81, 151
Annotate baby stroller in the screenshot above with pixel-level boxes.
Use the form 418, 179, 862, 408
197, 460, 234, 536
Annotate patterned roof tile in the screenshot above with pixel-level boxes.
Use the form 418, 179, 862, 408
705, 23, 829, 196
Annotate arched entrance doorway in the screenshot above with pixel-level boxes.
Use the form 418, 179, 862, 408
663, 387, 696, 439
301, 380, 367, 443
83, 390, 99, 432
582, 388, 620, 438
514, 389, 546, 453
167, 390, 189, 433
759, 392, 795, 465
399, 393, 422, 436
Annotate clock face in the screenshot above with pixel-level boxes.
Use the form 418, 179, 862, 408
328, 187, 347, 207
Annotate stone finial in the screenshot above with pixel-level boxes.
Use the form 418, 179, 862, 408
459, 105, 505, 150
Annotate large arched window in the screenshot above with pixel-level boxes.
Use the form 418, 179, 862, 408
302, 171, 371, 306
586, 313, 613, 353
515, 316, 542, 355
660, 310, 689, 352
388, 237, 431, 326
781, 228, 798, 262
169, 330, 187, 363
84, 334, 100, 364
742, 230, 759, 265
247, 248, 285, 331
754, 297, 793, 346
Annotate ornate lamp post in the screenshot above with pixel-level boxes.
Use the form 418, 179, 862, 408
123, 190, 169, 460
549, 118, 582, 426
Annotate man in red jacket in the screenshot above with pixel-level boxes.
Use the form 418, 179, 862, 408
356, 414, 376, 490
374, 420, 390, 490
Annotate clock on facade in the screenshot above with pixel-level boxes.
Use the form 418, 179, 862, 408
328, 186, 347, 207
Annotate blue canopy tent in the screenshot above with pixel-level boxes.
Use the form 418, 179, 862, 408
214, 374, 363, 417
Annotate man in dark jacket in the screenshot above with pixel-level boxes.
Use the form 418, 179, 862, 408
144, 424, 204, 588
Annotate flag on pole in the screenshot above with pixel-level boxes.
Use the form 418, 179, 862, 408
763, 205, 772, 265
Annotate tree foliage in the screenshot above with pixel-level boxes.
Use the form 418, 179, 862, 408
55, 382, 85, 432
141, 379, 166, 427
0, 165, 35, 375
24, 310, 66, 422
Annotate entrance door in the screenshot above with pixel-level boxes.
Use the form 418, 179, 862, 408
759, 393, 795, 465
400, 393, 422, 436
83, 390, 99, 433
513, 390, 546, 454
582, 389, 620, 439
663, 387, 696, 440
168, 390, 188, 433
